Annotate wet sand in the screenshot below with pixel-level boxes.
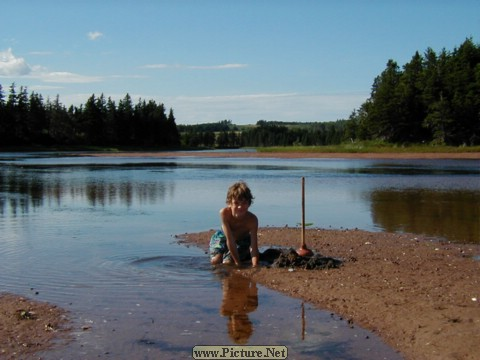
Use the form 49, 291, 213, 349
179, 227, 480, 360
0, 294, 69, 359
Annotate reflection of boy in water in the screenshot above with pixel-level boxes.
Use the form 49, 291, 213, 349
209, 181, 259, 267
220, 273, 258, 344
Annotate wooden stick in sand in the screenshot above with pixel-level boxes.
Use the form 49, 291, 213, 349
297, 177, 313, 257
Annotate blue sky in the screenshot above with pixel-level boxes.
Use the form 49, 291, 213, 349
1, 1, 478, 125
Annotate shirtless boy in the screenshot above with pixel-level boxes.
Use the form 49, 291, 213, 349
209, 181, 259, 267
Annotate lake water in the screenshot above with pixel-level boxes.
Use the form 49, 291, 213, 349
1, 152, 479, 359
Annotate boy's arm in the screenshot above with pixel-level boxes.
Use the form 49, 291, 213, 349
220, 209, 241, 266
249, 215, 260, 267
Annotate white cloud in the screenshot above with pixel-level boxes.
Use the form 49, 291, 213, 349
142, 63, 247, 70
29, 51, 53, 56
30, 84, 64, 91
110, 74, 148, 79
164, 92, 369, 124
143, 64, 176, 69
87, 31, 104, 41
58, 93, 95, 106
189, 64, 247, 70
0, 48, 32, 76
40, 71, 103, 83
0, 48, 102, 84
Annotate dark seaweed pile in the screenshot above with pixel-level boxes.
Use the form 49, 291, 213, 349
260, 248, 342, 270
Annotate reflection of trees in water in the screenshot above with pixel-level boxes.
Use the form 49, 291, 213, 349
84, 181, 171, 207
220, 272, 258, 344
370, 189, 480, 243
0, 168, 173, 215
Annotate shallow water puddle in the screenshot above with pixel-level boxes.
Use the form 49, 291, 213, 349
38, 255, 402, 360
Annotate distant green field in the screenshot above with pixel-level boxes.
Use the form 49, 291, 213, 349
256, 143, 480, 154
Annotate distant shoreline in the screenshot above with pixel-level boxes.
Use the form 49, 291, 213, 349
89, 150, 480, 160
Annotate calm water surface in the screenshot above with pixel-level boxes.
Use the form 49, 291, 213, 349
1, 152, 478, 359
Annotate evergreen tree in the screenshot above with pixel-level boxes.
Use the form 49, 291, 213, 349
447, 38, 480, 144
350, 38, 479, 145
27, 91, 47, 144
47, 95, 74, 145
396, 52, 428, 142
365, 60, 402, 141
104, 97, 117, 145
2, 83, 17, 145
15, 86, 29, 143
80, 94, 107, 145
0, 84, 6, 143
166, 108, 180, 146
117, 94, 134, 145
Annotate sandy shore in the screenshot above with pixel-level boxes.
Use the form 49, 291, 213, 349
179, 227, 480, 360
0, 294, 69, 359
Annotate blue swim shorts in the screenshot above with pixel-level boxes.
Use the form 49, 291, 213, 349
209, 230, 251, 263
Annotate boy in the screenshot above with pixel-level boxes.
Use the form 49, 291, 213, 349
209, 181, 259, 267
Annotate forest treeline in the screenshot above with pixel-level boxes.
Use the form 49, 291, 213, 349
346, 38, 480, 146
180, 38, 480, 148
0, 88, 180, 147
177, 119, 347, 148
1, 38, 478, 149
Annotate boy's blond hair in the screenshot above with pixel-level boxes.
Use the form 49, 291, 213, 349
226, 181, 254, 205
